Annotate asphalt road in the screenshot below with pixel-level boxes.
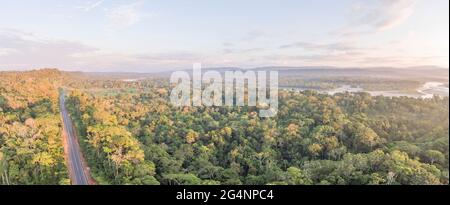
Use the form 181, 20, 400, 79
60, 91, 89, 185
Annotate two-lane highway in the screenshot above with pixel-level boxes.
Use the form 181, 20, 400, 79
60, 90, 90, 185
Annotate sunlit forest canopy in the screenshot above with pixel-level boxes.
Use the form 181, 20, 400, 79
2, 69, 447, 185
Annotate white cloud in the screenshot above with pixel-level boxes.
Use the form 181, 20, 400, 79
338, 0, 417, 36
0, 29, 201, 72
279, 41, 363, 51
372, 0, 416, 31
82, 0, 105, 12
0, 48, 18, 56
0, 29, 97, 70
107, 1, 145, 30
241, 29, 269, 41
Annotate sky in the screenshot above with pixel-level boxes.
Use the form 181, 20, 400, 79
0, 0, 448, 72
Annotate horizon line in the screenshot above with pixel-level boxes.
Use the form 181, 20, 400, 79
1, 65, 449, 74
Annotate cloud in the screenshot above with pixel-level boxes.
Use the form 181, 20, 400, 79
222, 42, 234, 47
0, 29, 97, 70
107, 1, 145, 30
241, 29, 269, 41
222, 47, 264, 54
262, 49, 447, 68
0, 28, 201, 72
269, 37, 448, 68
0, 29, 97, 56
279, 42, 358, 51
278, 41, 373, 58
370, 0, 416, 31
66, 51, 206, 72
0, 48, 18, 56
338, 0, 416, 36
82, 0, 105, 12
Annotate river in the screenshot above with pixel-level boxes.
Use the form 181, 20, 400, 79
281, 82, 449, 99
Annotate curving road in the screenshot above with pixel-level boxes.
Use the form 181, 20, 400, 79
60, 90, 89, 185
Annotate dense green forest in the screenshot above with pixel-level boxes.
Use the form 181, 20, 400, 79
0, 70, 69, 184
0, 69, 448, 185
65, 76, 449, 185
